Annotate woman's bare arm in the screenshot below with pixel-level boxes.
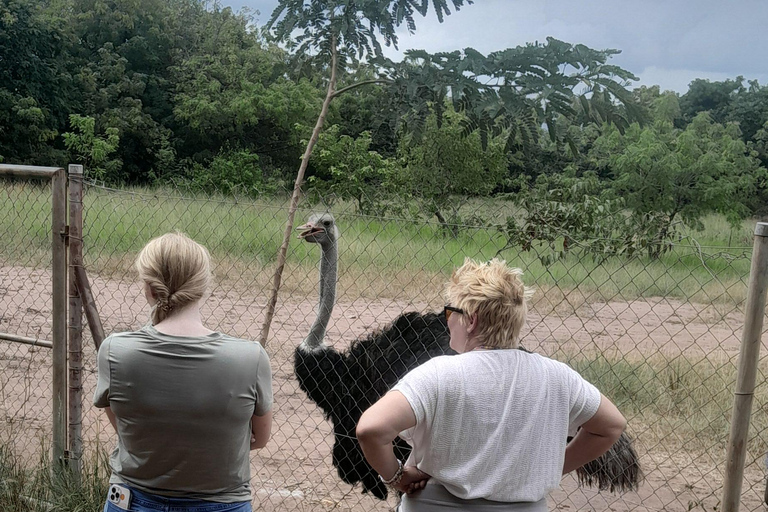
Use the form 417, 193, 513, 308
563, 394, 627, 475
250, 410, 273, 450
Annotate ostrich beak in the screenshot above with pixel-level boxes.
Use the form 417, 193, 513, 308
296, 223, 325, 239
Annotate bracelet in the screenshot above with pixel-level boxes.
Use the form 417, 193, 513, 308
378, 459, 404, 487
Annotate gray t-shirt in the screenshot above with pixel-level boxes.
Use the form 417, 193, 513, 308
93, 325, 273, 502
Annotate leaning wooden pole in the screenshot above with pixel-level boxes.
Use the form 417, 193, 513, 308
51, 167, 68, 472
75, 265, 105, 350
259, 36, 339, 346
722, 222, 768, 512
67, 164, 84, 478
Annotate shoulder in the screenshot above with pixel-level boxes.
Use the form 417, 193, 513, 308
218, 335, 271, 359
526, 352, 586, 382
97, 329, 149, 352
401, 354, 456, 382
106, 328, 153, 343
415, 354, 456, 372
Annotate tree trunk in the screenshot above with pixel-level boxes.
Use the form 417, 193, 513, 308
649, 211, 678, 260
259, 37, 339, 345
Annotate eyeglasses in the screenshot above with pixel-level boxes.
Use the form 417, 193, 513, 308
443, 305, 465, 321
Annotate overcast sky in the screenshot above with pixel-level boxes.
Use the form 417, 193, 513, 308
222, 0, 768, 93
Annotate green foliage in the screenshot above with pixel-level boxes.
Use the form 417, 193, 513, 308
0, 0, 73, 164
679, 77, 744, 125
382, 38, 645, 157
187, 148, 282, 197
396, 108, 508, 229
632, 85, 682, 125
62, 114, 120, 181
726, 80, 768, 142
501, 171, 671, 264
595, 114, 767, 256
268, 0, 472, 65
307, 125, 398, 215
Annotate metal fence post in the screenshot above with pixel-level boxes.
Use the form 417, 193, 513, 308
51, 167, 68, 471
722, 222, 768, 512
68, 164, 84, 478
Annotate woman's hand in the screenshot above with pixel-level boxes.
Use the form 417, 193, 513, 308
393, 466, 431, 494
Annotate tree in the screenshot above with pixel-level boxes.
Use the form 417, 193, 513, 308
260, 0, 472, 343
604, 114, 767, 257
0, 0, 74, 164
632, 85, 681, 124
726, 80, 768, 142
678, 77, 744, 126
62, 114, 120, 180
380, 38, 645, 159
307, 125, 397, 215
170, 6, 323, 177
396, 107, 508, 229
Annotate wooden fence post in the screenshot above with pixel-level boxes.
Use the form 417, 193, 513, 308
68, 164, 84, 478
722, 222, 768, 512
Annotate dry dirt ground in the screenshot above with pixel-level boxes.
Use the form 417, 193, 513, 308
1, 264, 767, 512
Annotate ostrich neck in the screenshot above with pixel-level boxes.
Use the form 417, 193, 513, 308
302, 241, 337, 350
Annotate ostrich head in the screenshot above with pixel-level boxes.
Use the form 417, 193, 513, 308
297, 212, 339, 247
296, 213, 339, 351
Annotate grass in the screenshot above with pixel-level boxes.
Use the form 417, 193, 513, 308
561, 350, 768, 497
0, 180, 756, 308
0, 440, 110, 512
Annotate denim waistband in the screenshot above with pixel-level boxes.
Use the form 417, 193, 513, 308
117, 485, 251, 512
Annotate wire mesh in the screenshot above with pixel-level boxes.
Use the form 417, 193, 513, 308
2, 176, 768, 511
0, 179, 57, 464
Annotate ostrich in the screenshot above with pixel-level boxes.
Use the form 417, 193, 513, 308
295, 213, 640, 500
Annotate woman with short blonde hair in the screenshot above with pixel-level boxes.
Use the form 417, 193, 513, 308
358, 258, 626, 512
444, 258, 534, 350
95, 232, 273, 512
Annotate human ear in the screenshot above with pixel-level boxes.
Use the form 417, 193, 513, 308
466, 313, 479, 334
143, 282, 157, 305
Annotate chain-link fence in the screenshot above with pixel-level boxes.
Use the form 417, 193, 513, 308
2, 174, 768, 512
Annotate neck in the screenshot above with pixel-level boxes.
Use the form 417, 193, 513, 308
302, 241, 337, 350
153, 301, 214, 337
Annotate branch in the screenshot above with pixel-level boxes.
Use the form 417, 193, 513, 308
331, 79, 392, 97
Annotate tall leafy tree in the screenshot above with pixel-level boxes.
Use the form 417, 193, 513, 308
380, 38, 645, 158
260, 0, 473, 342
678, 77, 744, 126
726, 80, 768, 142
599, 114, 767, 257
397, 107, 508, 229
0, 0, 74, 164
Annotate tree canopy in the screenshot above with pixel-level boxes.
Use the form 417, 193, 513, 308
2, 0, 767, 256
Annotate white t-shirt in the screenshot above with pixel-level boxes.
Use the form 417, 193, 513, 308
392, 349, 601, 502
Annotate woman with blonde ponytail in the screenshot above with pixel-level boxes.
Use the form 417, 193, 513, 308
94, 232, 273, 512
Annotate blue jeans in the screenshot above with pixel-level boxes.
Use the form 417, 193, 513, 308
103, 485, 252, 512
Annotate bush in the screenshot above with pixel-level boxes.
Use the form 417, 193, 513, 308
188, 149, 282, 197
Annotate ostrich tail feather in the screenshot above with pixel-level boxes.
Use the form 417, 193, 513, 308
576, 431, 642, 493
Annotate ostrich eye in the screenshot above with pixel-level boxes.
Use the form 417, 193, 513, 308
323, 221, 330, 226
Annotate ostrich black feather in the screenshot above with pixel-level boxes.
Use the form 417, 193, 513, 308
295, 312, 454, 499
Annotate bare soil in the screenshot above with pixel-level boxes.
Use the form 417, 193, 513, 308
1, 265, 766, 512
